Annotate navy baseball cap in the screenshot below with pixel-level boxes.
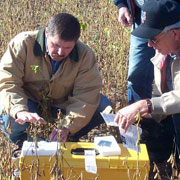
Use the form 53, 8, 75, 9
131, 0, 180, 39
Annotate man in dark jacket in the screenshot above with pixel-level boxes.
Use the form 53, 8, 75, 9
113, 0, 155, 103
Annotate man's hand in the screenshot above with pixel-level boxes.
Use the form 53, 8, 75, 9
15, 111, 46, 124
118, 7, 132, 27
49, 127, 70, 142
114, 100, 151, 132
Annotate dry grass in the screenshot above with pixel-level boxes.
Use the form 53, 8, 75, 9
0, 0, 176, 180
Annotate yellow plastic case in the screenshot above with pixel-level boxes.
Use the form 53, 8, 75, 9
19, 142, 150, 180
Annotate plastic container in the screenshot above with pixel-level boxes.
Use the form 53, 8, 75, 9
94, 136, 121, 156
19, 142, 150, 180
21, 141, 60, 156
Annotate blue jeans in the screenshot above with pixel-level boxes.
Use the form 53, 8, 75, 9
0, 94, 112, 146
128, 34, 155, 104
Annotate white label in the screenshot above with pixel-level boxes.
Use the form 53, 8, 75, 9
84, 150, 97, 174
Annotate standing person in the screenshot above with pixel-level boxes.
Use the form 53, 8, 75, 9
115, 0, 180, 162
0, 13, 111, 147
113, 0, 155, 104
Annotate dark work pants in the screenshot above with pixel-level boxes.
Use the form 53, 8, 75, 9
140, 115, 175, 162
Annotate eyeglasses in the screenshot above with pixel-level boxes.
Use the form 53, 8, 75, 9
149, 32, 166, 45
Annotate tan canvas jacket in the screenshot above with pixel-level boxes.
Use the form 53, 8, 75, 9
151, 52, 180, 122
0, 28, 102, 135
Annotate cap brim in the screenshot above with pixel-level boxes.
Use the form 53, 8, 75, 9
131, 25, 162, 39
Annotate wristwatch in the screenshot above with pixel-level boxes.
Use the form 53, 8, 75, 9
146, 99, 152, 113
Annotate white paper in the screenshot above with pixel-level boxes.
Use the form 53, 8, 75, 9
119, 124, 142, 152
84, 150, 97, 174
100, 113, 118, 126
100, 112, 142, 152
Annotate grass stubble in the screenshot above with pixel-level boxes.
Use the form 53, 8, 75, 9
0, 0, 179, 179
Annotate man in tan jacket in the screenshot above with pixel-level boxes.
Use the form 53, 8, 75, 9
115, 0, 180, 162
0, 13, 111, 147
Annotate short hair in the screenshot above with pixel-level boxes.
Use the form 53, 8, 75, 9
47, 13, 80, 42
163, 20, 180, 33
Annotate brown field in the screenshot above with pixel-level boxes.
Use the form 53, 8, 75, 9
0, 0, 178, 179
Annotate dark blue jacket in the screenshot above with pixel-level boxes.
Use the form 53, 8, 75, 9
113, 0, 141, 25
